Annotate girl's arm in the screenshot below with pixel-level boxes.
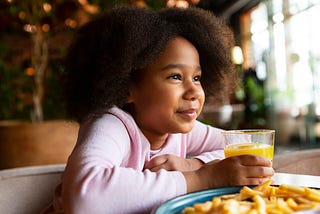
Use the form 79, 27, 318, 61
61, 113, 187, 214
62, 160, 187, 213
144, 120, 224, 172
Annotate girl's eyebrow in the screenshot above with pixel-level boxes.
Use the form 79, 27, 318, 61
161, 64, 201, 71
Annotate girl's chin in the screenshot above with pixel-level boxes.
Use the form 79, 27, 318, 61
175, 122, 195, 133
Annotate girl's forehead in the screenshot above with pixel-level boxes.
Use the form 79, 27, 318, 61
149, 37, 199, 65
131, 37, 200, 80
166, 36, 195, 50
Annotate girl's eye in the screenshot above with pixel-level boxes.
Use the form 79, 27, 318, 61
168, 74, 182, 80
193, 75, 201, 82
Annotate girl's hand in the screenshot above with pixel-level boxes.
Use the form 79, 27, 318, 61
144, 154, 203, 172
183, 155, 274, 193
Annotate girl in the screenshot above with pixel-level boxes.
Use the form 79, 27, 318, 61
54, 5, 273, 214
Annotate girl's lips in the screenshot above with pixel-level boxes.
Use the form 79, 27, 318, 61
177, 109, 198, 120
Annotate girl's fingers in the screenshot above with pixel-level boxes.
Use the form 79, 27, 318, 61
244, 165, 275, 178
237, 155, 272, 167
147, 165, 163, 172
242, 177, 272, 186
144, 155, 167, 169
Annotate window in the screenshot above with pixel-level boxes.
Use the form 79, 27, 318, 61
248, 0, 320, 112
240, 0, 320, 148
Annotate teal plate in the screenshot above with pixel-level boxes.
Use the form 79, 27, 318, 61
153, 186, 243, 214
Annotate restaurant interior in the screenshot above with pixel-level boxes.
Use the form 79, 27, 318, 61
0, 0, 320, 213
2, 0, 319, 161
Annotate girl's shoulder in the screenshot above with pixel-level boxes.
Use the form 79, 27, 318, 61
75, 107, 141, 153
83, 106, 138, 133
79, 106, 141, 143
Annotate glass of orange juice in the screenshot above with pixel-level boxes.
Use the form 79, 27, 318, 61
222, 130, 275, 162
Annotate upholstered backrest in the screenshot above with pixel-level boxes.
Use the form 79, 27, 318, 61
0, 164, 65, 214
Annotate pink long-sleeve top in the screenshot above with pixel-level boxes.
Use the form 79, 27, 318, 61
59, 106, 225, 213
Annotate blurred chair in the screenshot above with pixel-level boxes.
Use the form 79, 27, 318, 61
273, 148, 320, 176
0, 120, 78, 169
0, 164, 64, 214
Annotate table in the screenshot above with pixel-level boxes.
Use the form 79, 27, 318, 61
273, 148, 320, 176
273, 172, 320, 188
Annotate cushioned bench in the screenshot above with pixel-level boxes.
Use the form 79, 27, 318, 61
0, 164, 64, 214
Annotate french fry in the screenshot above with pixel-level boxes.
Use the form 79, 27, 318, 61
252, 195, 266, 214
253, 179, 272, 192
182, 179, 320, 214
279, 184, 305, 195
305, 187, 320, 202
212, 197, 222, 209
194, 201, 212, 212
182, 207, 196, 214
285, 198, 298, 210
239, 186, 264, 200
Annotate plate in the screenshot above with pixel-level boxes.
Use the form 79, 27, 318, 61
153, 186, 320, 214
153, 186, 243, 214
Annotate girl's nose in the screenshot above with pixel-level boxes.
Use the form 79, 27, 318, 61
183, 81, 203, 101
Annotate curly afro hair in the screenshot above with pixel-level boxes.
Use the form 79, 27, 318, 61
64, 5, 235, 122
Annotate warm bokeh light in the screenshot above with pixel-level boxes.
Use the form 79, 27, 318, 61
18, 11, 26, 20
166, 0, 199, 8
78, 0, 88, 5
23, 24, 36, 33
25, 67, 35, 76
65, 18, 78, 28
83, 3, 100, 14
43, 3, 52, 13
131, 0, 147, 7
231, 46, 244, 65
166, 0, 175, 7
176, 0, 189, 8
42, 24, 50, 32
188, 0, 200, 4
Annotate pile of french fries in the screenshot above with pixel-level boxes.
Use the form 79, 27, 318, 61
183, 179, 320, 214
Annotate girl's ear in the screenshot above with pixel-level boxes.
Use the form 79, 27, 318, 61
126, 87, 134, 103
127, 68, 142, 104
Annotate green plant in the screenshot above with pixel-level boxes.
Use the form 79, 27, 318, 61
1, 0, 80, 122
1, 0, 187, 122
0, 37, 33, 120
243, 71, 267, 127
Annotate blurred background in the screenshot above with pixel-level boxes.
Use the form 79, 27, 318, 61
1, 0, 320, 169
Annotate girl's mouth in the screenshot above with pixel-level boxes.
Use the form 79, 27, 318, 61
177, 109, 198, 120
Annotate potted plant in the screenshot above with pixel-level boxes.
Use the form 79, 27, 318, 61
0, 0, 84, 169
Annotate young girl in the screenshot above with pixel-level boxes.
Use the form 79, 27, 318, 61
53, 5, 273, 214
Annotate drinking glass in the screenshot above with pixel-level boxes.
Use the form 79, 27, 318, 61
222, 129, 275, 162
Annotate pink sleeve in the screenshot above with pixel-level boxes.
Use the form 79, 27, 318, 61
186, 120, 226, 163
62, 164, 185, 213
61, 114, 186, 214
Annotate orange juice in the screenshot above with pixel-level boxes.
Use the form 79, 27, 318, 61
224, 143, 274, 161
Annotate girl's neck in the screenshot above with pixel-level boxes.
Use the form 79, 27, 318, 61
124, 105, 169, 150
142, 130, 168, 150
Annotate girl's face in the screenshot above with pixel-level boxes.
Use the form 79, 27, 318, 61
128, 36, 205, 148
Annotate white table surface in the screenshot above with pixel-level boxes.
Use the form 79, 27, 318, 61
273, 172, 320, 188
